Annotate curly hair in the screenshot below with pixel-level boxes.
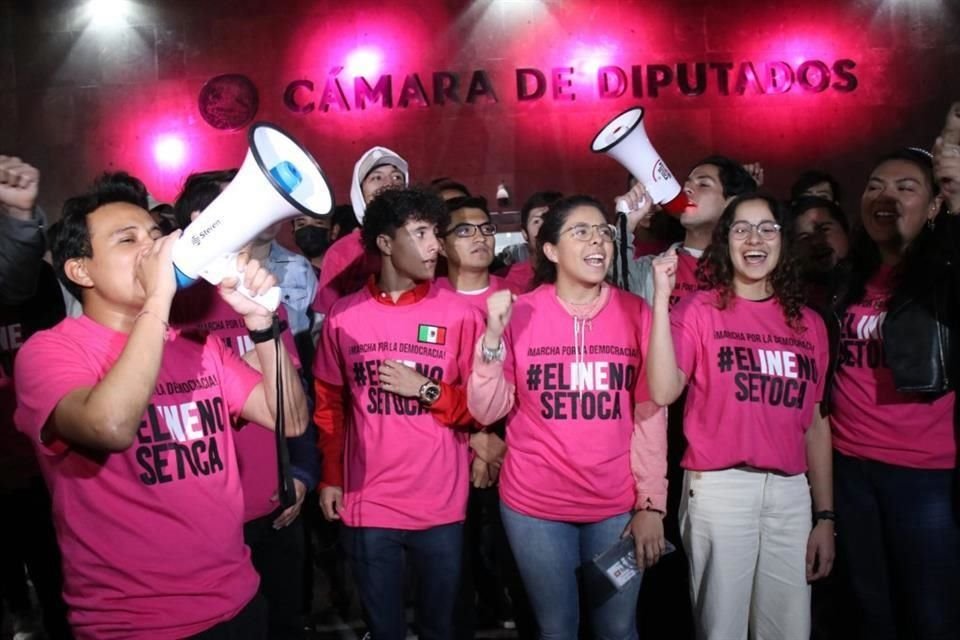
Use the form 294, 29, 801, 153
696, 193, 808, 332
361, 186, 446, 253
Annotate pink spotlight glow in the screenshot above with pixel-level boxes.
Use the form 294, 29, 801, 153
153, 135, 187, 170
345, 47, 383, 77
570, 43, 617, 76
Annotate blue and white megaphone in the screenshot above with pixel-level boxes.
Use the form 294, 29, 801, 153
172, 122, 333, 311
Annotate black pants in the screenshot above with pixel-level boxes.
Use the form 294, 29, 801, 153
454, 485, 537, 640
636, 391, 694, 640
0, 476, 72, 639
243, 510, 306, 640
188, 594, 268, 640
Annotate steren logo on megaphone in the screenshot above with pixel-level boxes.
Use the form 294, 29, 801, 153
591, 106, 690, 216
191, 219, 223, 247
172, 122, 334, 311
652, 159, 673, 184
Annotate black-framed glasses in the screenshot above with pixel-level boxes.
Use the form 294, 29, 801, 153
560, 222, 618, 243
446, 222, 497, 238
729, 221, 781, 241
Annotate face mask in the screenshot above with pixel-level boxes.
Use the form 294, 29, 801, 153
294, 226, 330, 259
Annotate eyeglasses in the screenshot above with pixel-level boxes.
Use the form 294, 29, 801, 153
446, 222, 497, 238
729, 221, 781, 241
560, 223, 618, 243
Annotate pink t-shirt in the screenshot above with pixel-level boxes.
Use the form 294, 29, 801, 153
672, 291, 829, 474
170, 283, 301, 521
312, 229, 381, 318
495, 284, 655, 522
670, 250, 700, 310
498, 260, 536, 294
314, 284, 483, 529
831, 267, 956, 469
14, 315, 261, 640
434, 275, 520, 311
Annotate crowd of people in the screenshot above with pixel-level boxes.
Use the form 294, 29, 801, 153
0, 100, 959, 640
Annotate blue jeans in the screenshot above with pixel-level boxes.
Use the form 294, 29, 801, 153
340, 522, 463, 640
834, 451, 960, 640
500, 503, 640, 640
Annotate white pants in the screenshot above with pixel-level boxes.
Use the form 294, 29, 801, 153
680, 467, 811, 640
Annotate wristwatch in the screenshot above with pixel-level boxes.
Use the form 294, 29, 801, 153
418, 380, 442, 406
481, 340, 504, 363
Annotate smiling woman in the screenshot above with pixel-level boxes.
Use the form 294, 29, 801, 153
466, 194, 670, 640
697, 193, 804, 327
827, 147, 960, 638
645, 193, 834, 639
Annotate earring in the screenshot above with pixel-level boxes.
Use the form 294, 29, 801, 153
927, 217, 936, 230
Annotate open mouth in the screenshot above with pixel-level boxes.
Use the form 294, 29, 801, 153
743, 250, 768, 266
471, 246, 491, 255
873, 209, 898, 221
584, 253, 606, 268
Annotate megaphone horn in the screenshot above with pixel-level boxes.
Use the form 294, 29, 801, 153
172, 122, 334, 311
591, 107, 689, 216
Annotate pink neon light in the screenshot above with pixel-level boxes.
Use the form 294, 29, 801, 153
153, 135, 187, 170
345, 47, 384, 77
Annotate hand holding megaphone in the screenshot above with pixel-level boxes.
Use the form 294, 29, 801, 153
592, 107, 689, 216
615, 182, 655, 233
217, 253, 280, 319
173, 123, 333, 311
205, 251, 282, 312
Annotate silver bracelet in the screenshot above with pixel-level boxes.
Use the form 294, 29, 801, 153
481, 340, 505, 363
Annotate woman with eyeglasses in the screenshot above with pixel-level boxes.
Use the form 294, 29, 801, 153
647, 193, 834, 640
467, 195, 668, 640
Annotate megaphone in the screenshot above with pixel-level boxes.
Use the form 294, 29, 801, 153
591, 107, 689, 216
173, 122, 333, 311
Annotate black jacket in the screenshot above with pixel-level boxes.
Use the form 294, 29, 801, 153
826, 212, 960, 408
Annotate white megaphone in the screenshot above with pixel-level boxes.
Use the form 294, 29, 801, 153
173, 122, 333, 311
591, 107, 689, 216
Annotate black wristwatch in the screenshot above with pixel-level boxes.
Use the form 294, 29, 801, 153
418, 380, 442, 406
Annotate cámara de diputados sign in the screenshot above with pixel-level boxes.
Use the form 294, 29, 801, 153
281, 59, 858, 114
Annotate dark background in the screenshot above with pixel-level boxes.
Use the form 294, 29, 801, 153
1, 0, 958, 222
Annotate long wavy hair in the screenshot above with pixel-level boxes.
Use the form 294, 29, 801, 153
697, 193, 807, 331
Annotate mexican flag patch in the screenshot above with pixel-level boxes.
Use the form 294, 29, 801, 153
418, 324, 447, 345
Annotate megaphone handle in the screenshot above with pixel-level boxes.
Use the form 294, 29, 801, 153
234, 282, 282, 313
197, 253, 283, 313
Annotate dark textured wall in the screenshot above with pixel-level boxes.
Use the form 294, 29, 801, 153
1, 0, 959, 221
